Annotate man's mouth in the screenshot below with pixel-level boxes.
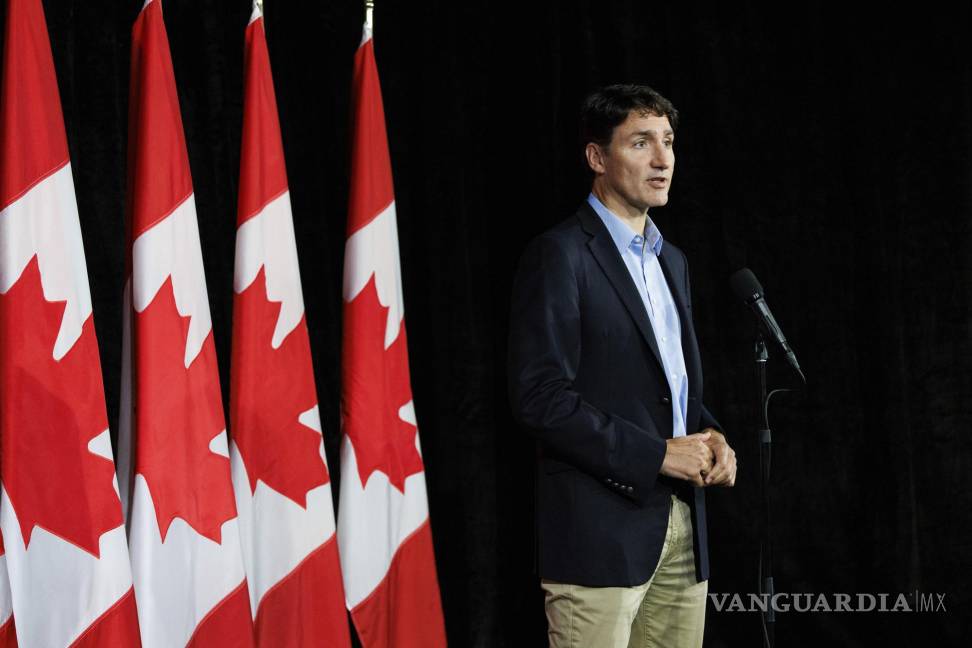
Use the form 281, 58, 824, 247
648, 177, 668, 186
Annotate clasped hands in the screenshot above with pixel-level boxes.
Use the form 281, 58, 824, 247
660, 428, 736, 487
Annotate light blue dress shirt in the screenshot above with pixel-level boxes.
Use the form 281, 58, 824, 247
587, 193, 688, 438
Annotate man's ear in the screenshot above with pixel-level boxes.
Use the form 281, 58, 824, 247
585, 142, 607, 175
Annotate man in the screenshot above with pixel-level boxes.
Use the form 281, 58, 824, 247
508, 84, 736, 648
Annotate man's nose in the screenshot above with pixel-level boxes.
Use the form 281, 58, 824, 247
650, 149, 670, 169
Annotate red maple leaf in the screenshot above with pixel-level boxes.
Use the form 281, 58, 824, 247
229, 267, 328, 507
0, 256, 122, 557
134, 276, 237, 543
342, 274, 424, 493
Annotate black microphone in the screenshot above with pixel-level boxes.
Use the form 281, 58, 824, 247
730, 268, 805, 383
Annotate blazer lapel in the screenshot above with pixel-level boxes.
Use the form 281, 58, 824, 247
578, 205, 665, 373
657, 245, 701, 396
657, 247, 688, 327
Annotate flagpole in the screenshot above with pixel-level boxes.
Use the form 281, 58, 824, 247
365, 0, 373, 29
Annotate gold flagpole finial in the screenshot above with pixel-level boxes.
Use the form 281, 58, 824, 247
256, 0, 264, 12
365, 0, 374, 29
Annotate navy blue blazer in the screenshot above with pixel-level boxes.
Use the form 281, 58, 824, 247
508, 202, 722, 586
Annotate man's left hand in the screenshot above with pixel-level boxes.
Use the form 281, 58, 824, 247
701, 428, 736, 487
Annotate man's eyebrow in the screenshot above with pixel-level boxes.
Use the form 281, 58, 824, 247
630, 129, 675, 138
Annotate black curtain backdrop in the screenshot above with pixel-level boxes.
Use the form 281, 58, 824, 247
4, 1, 971, 646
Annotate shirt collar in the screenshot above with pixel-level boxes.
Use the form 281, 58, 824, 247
587, 193, 664, 257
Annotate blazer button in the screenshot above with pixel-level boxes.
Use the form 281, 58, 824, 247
626, 486, 633, 493
660, 396, 671, 404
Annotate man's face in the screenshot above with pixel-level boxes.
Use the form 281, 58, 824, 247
590, 111, 674, 214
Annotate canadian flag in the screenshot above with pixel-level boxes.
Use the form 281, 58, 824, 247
0, 535, 10, 646
337, 20, 447, 648
117, 1, 255, 646
0, 0, 140, 645
0, 534, 10, 646
228, 3, 351, 647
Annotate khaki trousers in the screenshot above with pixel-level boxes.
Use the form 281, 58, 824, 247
542, 495, 707, 648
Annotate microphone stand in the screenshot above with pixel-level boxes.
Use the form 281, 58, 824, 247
755, 335, 774, 648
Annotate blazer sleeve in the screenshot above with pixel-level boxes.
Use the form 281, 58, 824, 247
507, 234, 667, 502
700, 403, 723, 435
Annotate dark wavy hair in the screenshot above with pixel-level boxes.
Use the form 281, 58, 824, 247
580, 84, 679, 150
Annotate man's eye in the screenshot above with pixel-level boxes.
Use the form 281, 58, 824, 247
664, 140, 673, 147
634, 141, 647, 148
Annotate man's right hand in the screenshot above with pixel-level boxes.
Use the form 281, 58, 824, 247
659, 431, 714, 487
